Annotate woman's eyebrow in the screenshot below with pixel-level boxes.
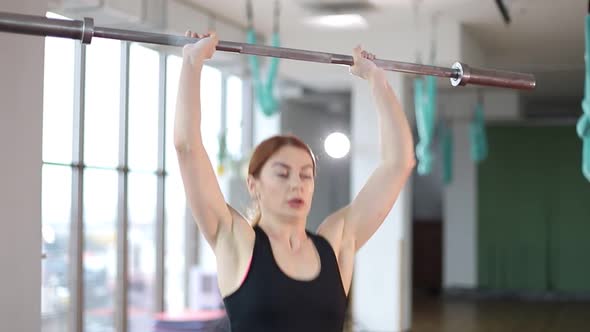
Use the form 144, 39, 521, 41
271, 162, 290, 169
271, 162, 313, 170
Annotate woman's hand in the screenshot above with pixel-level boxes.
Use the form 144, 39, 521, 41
182, 30, 219, 65
350, 45, 379, 80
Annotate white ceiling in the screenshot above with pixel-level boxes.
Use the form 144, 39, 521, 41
188, 0, 588, 100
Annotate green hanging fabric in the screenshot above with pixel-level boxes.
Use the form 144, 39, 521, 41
440, 121, 453, 185
470, 102, 488, 163
247, 30, 280, 116
246, 1, 280, 117
414, 75, 437, 175
414, 79, 426, 173
577, 14, 590, 181
216, 131, 227, 175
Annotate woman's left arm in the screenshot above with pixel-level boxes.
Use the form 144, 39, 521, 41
319, 47, 415, 252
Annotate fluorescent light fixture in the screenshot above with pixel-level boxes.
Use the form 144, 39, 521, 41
304, 14, 368, 29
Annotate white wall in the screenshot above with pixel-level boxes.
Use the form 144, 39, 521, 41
351, 74, 413, 332
460, 26, 487, 67
0, 0, 46, 330
442, 120, 478, 288
438, 89, 521, 121
440, 89, 520, 289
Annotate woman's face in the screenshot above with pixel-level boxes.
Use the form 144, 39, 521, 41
250, 145, 315, 221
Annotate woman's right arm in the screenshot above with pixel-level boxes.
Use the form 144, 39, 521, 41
174, 32, 232, 248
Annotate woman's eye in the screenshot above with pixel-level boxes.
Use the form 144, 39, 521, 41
277, 173, 288, 178
301, 174, 313, 180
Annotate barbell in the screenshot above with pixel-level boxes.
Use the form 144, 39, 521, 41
0, 11, 536, 90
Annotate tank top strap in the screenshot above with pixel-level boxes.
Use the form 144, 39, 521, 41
252, 225, 270, 255
306, 231, 335, 267
253, 225, 284, 265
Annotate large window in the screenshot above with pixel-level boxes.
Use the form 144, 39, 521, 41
41, 12, 245, 332
41, 164, 72, 332
84, 38, 121, 168
83, 37, 122, 332
83, 168, 118, 332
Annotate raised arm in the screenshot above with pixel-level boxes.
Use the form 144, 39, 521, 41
174, 31, 232, 248
319, 46, 415, 252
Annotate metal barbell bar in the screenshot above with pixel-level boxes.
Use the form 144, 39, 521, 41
0, 11, 536, 90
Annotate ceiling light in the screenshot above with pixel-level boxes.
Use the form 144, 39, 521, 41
304, 14, 368, 29
324, 132, 350, 159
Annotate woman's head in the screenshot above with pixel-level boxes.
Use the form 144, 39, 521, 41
247, 135, 317, 226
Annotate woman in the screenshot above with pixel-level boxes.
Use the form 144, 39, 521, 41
174, 31, 415, 332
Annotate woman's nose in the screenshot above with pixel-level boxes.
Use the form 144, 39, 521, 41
289, 175, 303, 188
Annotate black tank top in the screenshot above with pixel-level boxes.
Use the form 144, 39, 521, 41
222, 225, 348, 332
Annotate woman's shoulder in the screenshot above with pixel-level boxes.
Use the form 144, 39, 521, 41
309, 228, 339, 257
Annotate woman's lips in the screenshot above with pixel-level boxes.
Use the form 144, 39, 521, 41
288, 198, 304, 208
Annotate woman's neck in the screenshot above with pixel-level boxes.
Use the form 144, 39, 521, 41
258, 216, 308, 251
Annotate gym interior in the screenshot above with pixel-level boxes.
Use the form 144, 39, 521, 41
1, 0, 589, 331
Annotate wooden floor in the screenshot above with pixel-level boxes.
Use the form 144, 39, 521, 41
411, 292, 590, 332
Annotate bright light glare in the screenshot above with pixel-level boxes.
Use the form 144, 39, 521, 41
304, 14, 368, 29
324, 132, 350, 159
42, 225, 56, 244
46, 12, 70, 20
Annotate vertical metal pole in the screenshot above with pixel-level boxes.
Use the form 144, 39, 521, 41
70, 40, 86, 332
221, 72, 228, 167
242, 76, 254, 155
116, 41, 130, 332
155, 52, 167, 313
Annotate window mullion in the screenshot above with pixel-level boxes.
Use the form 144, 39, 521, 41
69, 40, 86, 332
155, 52, 167, 313
116, 41, 130, 332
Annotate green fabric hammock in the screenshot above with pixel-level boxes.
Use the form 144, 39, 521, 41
414, 75, 437, 175
578, 14, 590, 182
470, 102, 488, 163
216, 131, 227, 175
247, 29, 280, 117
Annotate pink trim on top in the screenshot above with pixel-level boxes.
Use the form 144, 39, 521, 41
239, 253, 254, 286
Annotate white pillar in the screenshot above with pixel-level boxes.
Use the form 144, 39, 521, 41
351, 74, 413, 331
442, 121, 478, 288
0, 1, 46, 330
